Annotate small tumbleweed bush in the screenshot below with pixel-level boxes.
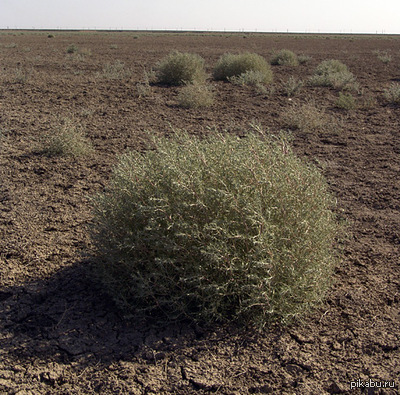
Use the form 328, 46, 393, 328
40, 117, 93, 157
91, 129, 340, 326
156, 51, 207, 86
66, 44, 78, 54
309, 59, 355, 89
282, 101, 334, 133
270, 49, 299, 66
98, 60, 132, 80
283, 76, 304, 97
228, 70, 268, 86
335, 92, 356, 110
213, 53, 273, 84
177, 83, 214, 108
384, 83, 400, 104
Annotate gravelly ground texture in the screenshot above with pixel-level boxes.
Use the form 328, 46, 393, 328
0, 31, 399, 394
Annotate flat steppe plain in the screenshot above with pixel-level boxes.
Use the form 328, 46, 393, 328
0, 31, 399, 394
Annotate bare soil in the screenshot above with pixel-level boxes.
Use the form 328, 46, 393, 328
0, 31, 399, 394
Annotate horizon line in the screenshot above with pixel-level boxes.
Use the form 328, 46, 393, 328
1, 27, 399, 36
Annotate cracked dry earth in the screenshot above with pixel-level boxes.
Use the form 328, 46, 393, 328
0, 31, 399, 394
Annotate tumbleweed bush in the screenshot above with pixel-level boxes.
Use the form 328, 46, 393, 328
156, 51, 207, 86
309, 59, 355, 89
177, 83, 214, 108
213, 53, 273, 84
40, 117, 93, 157
91, 129, 340, 326
270, 49, 299, 66
384, 83, 400, 104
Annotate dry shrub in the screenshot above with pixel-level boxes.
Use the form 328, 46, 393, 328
98, 60, 132, 80
335, 92, 356, 110
283, 76, 304, 97
309, 59, 355, 89
156, 51, 207, 86
90, 129, 340, 327
228, 70, 268, 86
177, 83, 214, 108
282, 101, 335, 133
213, 53, 273, 84
40, 117, 93, 157
384, 83, 400, 104
270, 49, 299, 66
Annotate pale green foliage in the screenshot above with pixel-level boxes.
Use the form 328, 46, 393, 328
297, 54, 312, 64
228, 70, 268, 86
40, 117, 93, 157
375, 50, 392, 64
91, 129, 340, 326
98, 60, 132, 80
213, 53, 273, 84
384, 83, 400, 104
177, 83, 214, 108
282, 101, 332, 133
335, 92, 356, 110
156, 51, 207, 86
270, 49, 299, 66
309, 59, 355, 89
66, 44, 78, 54
283, 76, 304, 97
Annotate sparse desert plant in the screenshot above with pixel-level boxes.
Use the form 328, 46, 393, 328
156, 51, 207, 86
384, 83, 400, 104
90, 129, 340, 326
282, 101, 332, 133
134, 70, 154, 98
228, 70, 268, 86
375, 50, 392, 64
297, 54, 312, 64
213, 53, 273, 84
66, 44, 78, 54
309, 59, 355, 89
98, 60, 132, 80
360, 95, 378, 110
40, 117, 93, 157
14, 66, 31, 83
283, 76, 304, 97
79, 47, 92, 57
177, 83, 214, 108
270, 49, 299, 66
335, 92, 356, 110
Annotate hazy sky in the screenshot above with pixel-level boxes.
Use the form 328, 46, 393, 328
1, 0, 399, 33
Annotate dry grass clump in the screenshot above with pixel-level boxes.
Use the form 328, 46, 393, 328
98, 60, 132, 80
66, 44, 78, 54
282, 101, 333, 133
309, 59, 355, 89
384, 83, 400, 104
213, 53, 273, 84
283, 76, 304, 97
270, 49, 299, 66
228, 70, 268, 87
335, 92, 356, 110
374, 50, 392, 64
177, 83, 214, 108
91, 129, 340, 327
297, 54, 312, 64
156, 51, 207, 86
40, 117, 93, 157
